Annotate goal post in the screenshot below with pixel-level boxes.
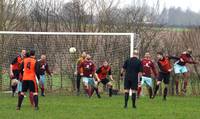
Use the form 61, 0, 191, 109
0, 31, 136, 92
0, 31, 135, 57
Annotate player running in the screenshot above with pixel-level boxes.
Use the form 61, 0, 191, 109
121, 50, 143, 109
75, 52, 87, 95
174, 48, 198, 95
78, 54, 101, 98
38, 55, 52, 97
152, 52, 178, 100
96, 60, 114, 97
137, 52, 157, 99
10, 49, 26, 97
17, 50, 40, 110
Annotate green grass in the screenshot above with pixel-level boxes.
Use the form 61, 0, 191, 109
0, 93, 200, 119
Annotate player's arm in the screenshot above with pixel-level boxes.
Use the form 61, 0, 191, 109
78, 62, 83, 76
121, 60, 128, 77
45, 63, 52, 76
138, 61, 143, 82
10, 57, 18, 76
108, 68, 114, 81
150, 61, 158, 77
35, 61, 41, 80
168, 56, 179, 60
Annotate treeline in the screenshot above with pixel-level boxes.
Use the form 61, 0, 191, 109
158, 7, 200, 27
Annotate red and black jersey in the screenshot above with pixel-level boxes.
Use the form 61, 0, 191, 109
141, 58, 157, 77
157, 57, 171, 74
79, 60, 96, 77
11, 55, 23, 71
177, 53, 196, 66
96, 66, 111, 80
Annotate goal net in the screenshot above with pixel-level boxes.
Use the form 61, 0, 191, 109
0, 31, 136, 93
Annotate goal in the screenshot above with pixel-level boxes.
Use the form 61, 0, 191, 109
0, 31, 137, 93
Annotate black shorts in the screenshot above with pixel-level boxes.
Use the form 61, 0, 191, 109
12, 70, 19, 80
158, 72, 170, 84
100, 78, 110, 85
124, 79, 138, 90
22, 80, 38, 93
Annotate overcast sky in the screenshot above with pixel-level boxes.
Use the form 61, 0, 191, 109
120, 0, 200, 12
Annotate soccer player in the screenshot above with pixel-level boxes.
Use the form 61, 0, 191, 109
153, 52, 177, 100
121, 50, 143, 109
79, 54, 101, 98
96, 60, 114, 97
38, 55, 52, 96
17, 50, 40, 110
137, 52, 157, 99
10, 49, 26, 97
174, 48, 198, 95
75, 52, 87, 95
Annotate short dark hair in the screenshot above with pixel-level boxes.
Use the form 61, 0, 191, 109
25, 52, 30, 57
30, 50, 35, 56
157, 52, 163, 56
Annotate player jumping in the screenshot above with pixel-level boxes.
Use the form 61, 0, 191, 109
96, 60, 114, 97
138, 52, 157, 99
79, 54, 101, 98
75, 52, 87, 95
174, 48, 198, 95
152, 52, 178, 100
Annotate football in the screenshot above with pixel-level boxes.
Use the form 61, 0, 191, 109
69, 47, 76, 53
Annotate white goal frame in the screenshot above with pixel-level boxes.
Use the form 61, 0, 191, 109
0, 31, 135, 57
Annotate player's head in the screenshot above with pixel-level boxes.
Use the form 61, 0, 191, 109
21, 49, 26, 57
187, 48, 192, 55
133, 50, 139, 57
81, 52, 87, 58
86, 54, 91, 60
25, 52, 30, 57
103, 60, 108, 67
41, 55, 46, 60
144, 52, 151, 59
157, 52, 164, 59
30, 50, 35, 57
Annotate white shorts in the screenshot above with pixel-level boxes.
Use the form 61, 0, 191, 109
141, 76, 153, 87
174, 63, 188, 74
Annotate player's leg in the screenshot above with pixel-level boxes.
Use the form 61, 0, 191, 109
131, 80, 138, 108
107, 81, 113, 97
30, 80, 39, 110
11, 79, 18, 97
40, 75, 45, 96
145, 77, 153, 99
124, 80, 130, 108
174, 63, 180, 95
181, 66, 189, 95
76, 74, 81, 95
16, 81, 28, 110
137, 77, 143, 98
11, 70, 19, 97
153, 73, 162, 98
163, 74, 170, 100
90, 78, 100, 98
82, 77, 90, 96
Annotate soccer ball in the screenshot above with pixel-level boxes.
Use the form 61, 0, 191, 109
69, 47, 76, 53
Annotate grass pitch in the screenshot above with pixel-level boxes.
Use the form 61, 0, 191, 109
0, 93, 200, 119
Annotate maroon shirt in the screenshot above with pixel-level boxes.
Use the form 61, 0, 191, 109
141, 58, 157, 77
177, 53, 196, 66
79, 60, 96, 77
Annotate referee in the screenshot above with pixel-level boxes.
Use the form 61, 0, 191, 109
121, 50, 143, 109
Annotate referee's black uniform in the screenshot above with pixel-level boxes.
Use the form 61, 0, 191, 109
122, 56, 142, 108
